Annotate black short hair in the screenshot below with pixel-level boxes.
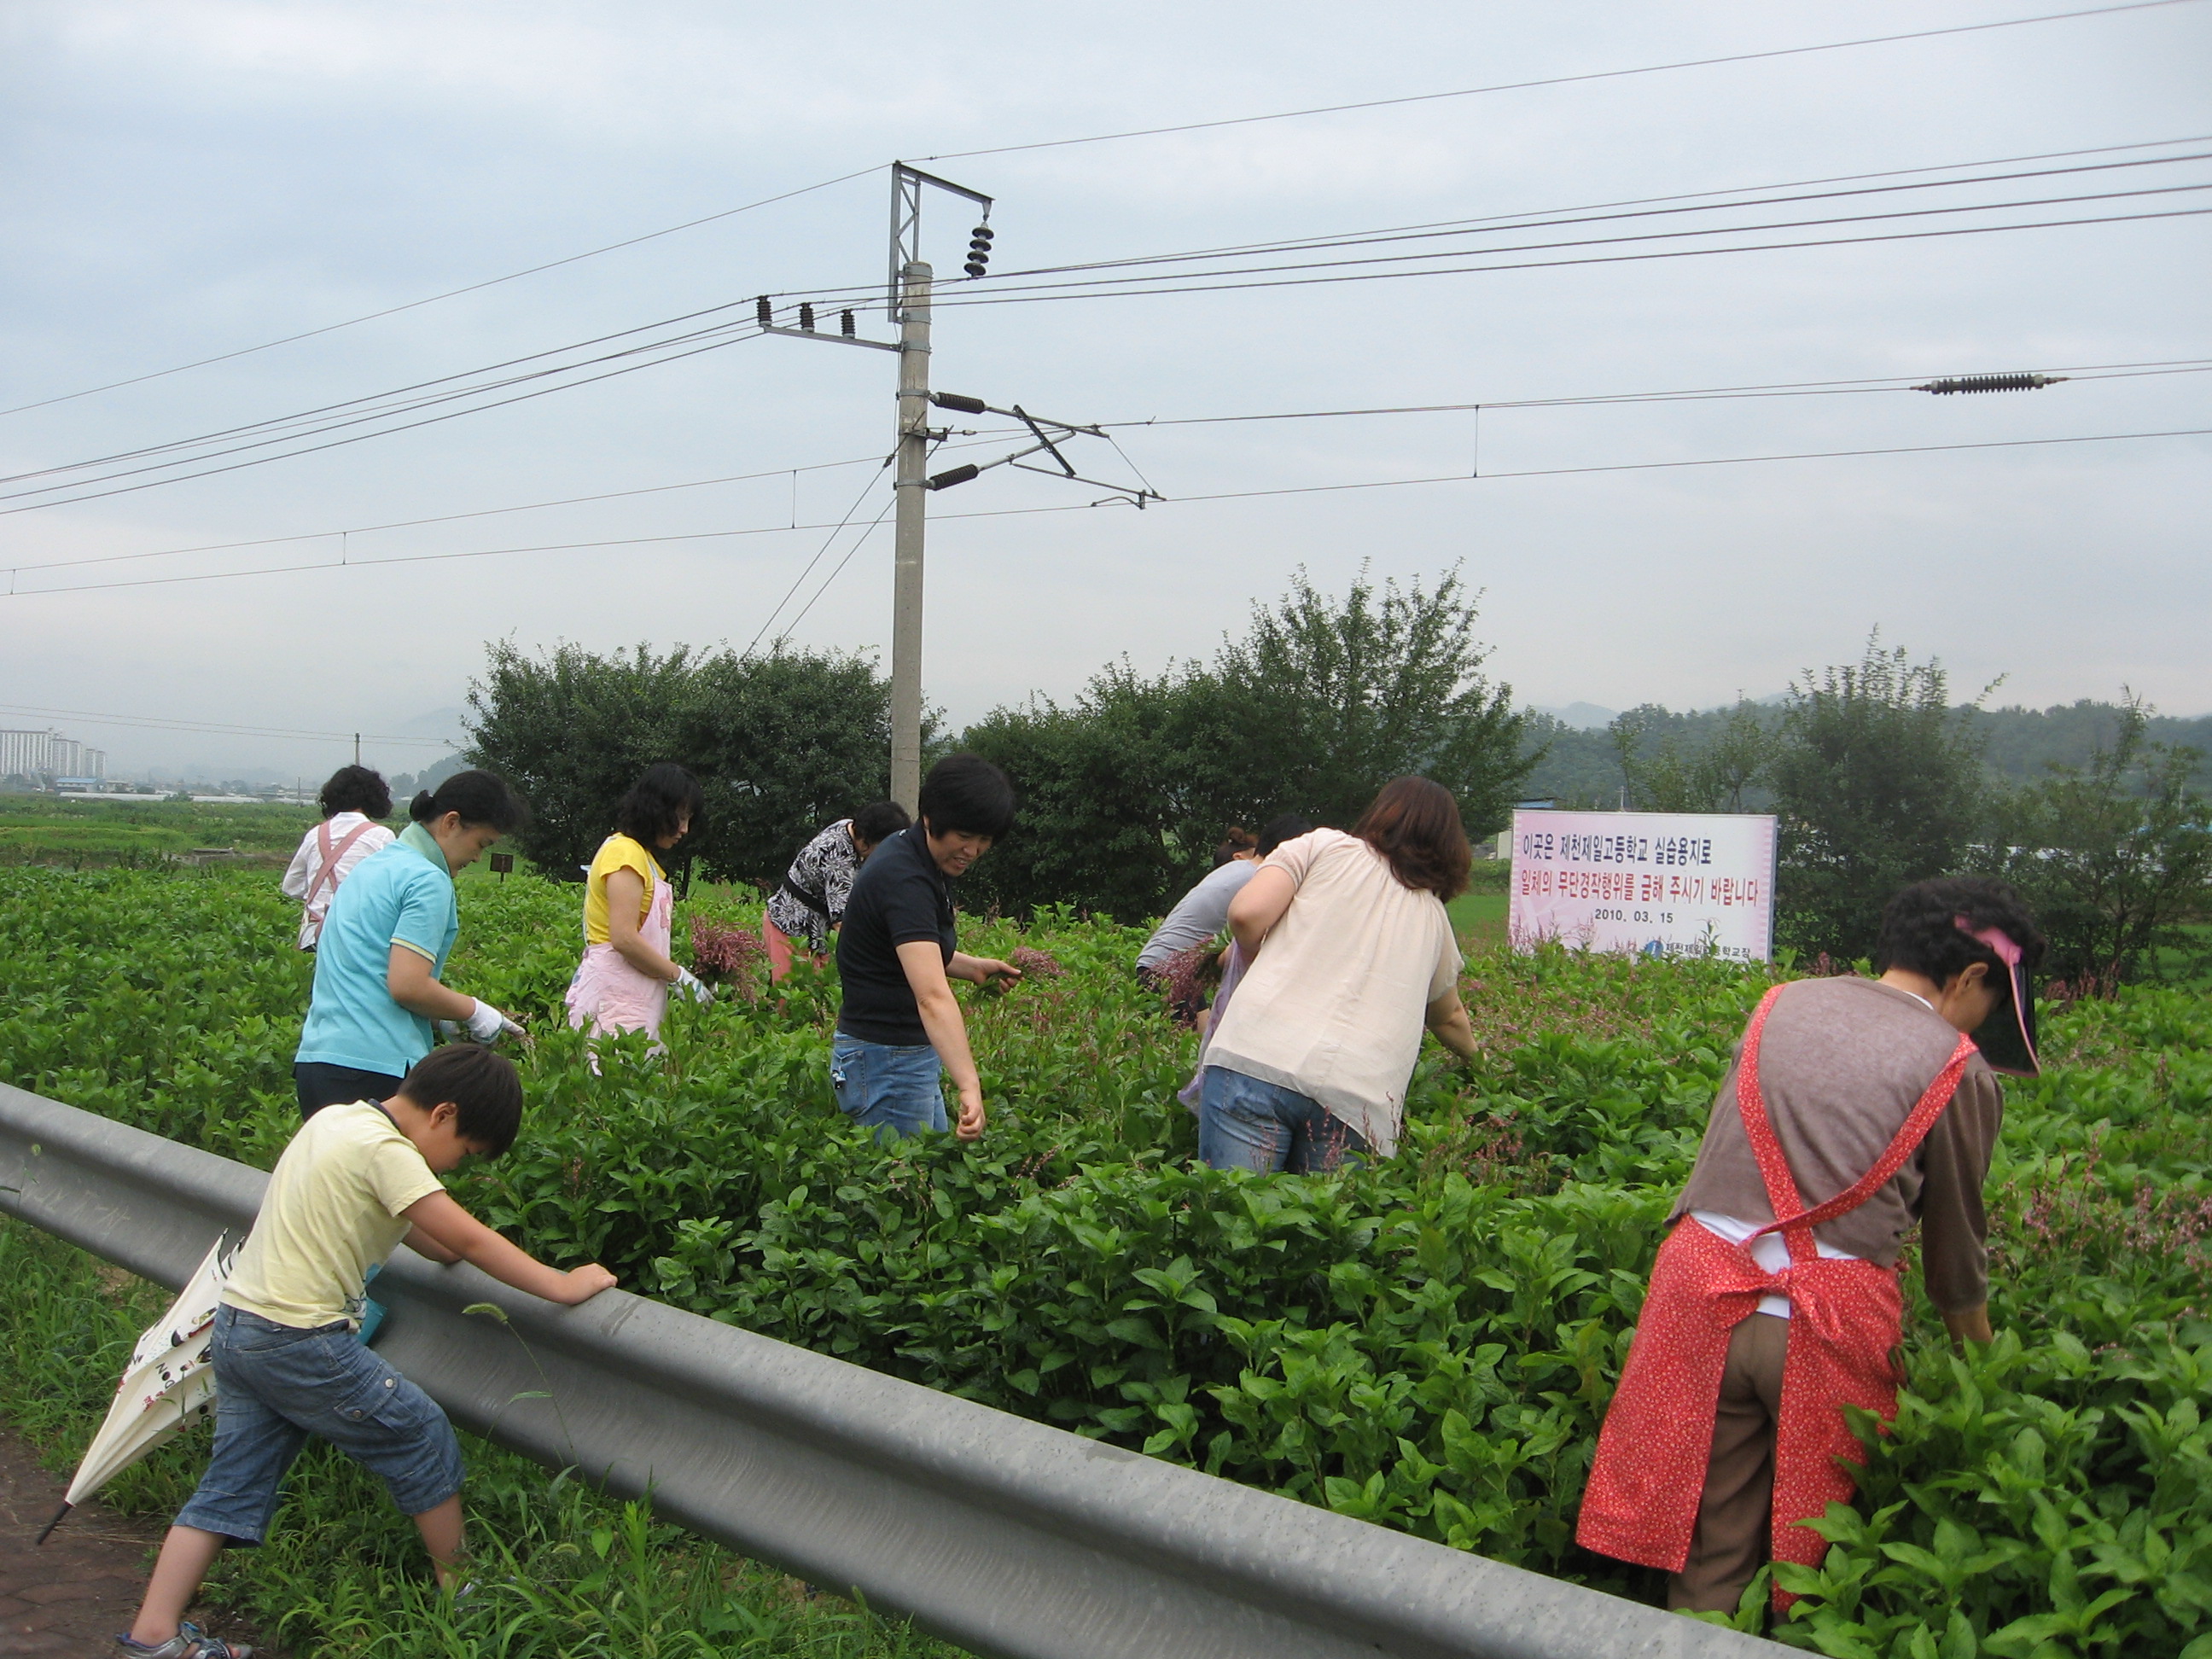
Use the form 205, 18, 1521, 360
319, 765, 392, 820
398, 1043, 523, 1156
851, 800, 912, 847
615, 763, 704, 846
1256, 813, 1314, 857
410, 769, 529, 835
1875, 876, 2046, 1009
917, 755, 1016, 840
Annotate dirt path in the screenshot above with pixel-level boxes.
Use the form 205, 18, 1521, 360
0, 1423, 271, 1657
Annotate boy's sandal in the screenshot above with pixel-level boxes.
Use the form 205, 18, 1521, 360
114, 1621, 253, 1658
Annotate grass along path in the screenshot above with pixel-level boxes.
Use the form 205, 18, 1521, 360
0, 1223, 966, 1659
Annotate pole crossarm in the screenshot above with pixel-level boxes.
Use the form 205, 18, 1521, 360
0, 1080, 1778, 1659
759, 324, 902, 354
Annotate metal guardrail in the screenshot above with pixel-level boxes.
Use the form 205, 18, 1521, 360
0, 1080, 1775, 1658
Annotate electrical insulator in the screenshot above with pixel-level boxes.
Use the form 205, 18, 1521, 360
755, 296, 772, 326
798, 303, 816, 332
1913, 372, 2063, 395
963, 224, 994, 278
926, 463, 981, 492
929, 392, 988, 415
840, 310, 856, 337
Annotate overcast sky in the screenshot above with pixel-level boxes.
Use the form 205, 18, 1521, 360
2, 0, 2206, 780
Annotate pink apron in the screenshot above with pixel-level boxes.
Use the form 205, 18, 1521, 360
564, 859, 673, 1039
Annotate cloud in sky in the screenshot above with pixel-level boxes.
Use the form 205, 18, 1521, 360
1, 0, 2206, 778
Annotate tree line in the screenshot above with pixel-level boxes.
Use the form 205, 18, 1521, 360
1580, 644, 2211, 981
463, 581, 2209, 987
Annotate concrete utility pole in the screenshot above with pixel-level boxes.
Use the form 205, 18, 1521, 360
888, 259, 932, 814
760, 166, 992, 812
760, 164, 1150, 812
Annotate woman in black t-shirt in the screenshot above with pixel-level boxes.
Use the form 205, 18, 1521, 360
831, 757, 1021, 1139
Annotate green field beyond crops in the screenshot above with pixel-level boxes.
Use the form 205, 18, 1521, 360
1, 861, 2207, 1657
0, 796, 317, 862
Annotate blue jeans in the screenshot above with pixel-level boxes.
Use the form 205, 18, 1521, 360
1198, 1066, 1369, 1173
174, 1304, 463, 1543
830, 1033, 946, 1139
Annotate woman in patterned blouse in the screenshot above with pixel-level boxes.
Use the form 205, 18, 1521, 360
761, 800, 912, 979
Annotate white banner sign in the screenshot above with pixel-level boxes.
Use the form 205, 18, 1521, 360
1508, 809, 1778, 962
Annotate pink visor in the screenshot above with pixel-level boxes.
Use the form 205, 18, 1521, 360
1955, 917, 2040, 1076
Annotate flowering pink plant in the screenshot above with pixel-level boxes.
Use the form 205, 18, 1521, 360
690, 917, 767, 1000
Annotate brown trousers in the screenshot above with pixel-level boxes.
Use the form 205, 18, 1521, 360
1668, 1311, 1790, 1614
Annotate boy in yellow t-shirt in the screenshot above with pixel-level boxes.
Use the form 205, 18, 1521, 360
118, 1045, 616, 1659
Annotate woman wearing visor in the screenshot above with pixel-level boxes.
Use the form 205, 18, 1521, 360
1577, 876, 2044, 1620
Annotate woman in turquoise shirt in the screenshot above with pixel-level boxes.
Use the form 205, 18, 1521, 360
293, 771, 530, 1117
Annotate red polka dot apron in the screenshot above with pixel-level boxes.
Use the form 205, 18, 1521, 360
1575, 983, 1974, 1608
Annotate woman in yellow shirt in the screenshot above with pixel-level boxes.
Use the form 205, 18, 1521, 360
564, 764, 710, 1042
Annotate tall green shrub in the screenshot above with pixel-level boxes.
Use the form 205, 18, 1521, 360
465, 641, 889, 887
966, 568, 1532, 920
1769, 638, 1990, 959
1994, 699, 2212, 983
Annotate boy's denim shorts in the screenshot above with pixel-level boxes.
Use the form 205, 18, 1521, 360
174, 1303, 463, 1544
829, 1033, 946, 1139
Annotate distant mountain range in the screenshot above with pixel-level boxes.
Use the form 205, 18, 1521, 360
1529, 694, 1789, 732
1528, 702, 1618, 731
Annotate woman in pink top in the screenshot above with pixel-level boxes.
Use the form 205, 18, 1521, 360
1199, 777, 1478, 1173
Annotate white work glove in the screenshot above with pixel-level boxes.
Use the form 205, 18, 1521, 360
464, 998, 522, 1042
674, 968, 714, 1006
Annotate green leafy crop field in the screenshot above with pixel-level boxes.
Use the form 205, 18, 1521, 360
0, 863, 2206, 1656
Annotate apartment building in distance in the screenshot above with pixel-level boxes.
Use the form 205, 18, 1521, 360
0, 728, 107, 784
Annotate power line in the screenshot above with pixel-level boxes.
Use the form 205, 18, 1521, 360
1, 451, 886, 579
4, 518, 868, 599
736, 138, 2212, 314
12, 357, 2203, 585
0, 168, 879, 419
921, 0, 2206, 164
15, 174, 2194, 518
911, 143, 2212, 288
747, 465, 892, 653
1099, 359, 2212, 428
24, 143, 2165, 498
0, 314, 771, 499
9, 1, 2195, 421
0, 295, 773, 487
914, 203, 2212, 311
0, 701, 456, 748
882, 175, 2212, 306
18, 135, 2202, 521
0, 326, 773, 515
776, 495, 899, 642
8, 426, 2202, 602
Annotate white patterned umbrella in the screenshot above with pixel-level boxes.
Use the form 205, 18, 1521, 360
37, 1235, 233, 1544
